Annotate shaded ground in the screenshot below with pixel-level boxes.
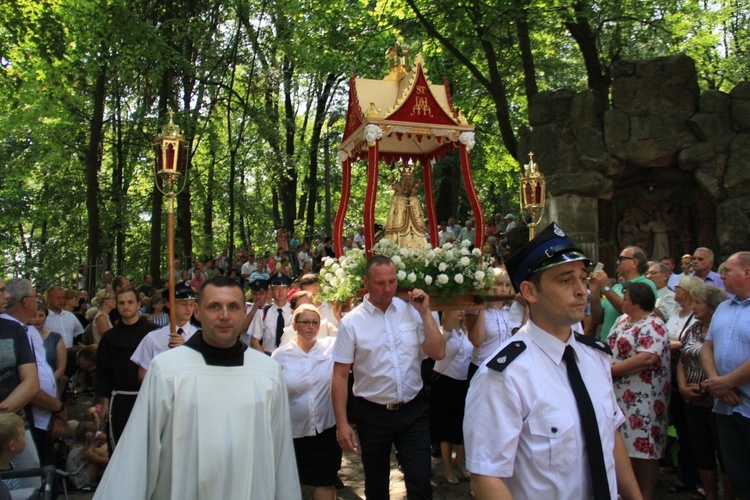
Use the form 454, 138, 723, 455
65, 393, 700, 499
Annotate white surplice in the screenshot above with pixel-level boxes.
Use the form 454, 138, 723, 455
94, 345, 300, 500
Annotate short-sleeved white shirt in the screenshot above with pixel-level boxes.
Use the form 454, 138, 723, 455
272, 336, 336, 438
247, 302, 292, 354
332, 296, 425, 405
470, 303, 523, 365
44, 309, 84, 348
434, 327, 473, 381
131, 322, 198, 370
464, 320, 624, 499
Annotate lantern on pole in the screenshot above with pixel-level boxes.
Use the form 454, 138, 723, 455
520, 152, 546, 240
153, 111, 188, 336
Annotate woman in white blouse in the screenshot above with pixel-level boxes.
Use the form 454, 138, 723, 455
466, 268, 525, 381
432, 309, 474, 484
271, 304, 340, 500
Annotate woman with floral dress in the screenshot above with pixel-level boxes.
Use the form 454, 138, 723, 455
609, 281, 670, 500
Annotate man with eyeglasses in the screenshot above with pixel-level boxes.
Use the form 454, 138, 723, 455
1, 278, 61, 469
646, 262, 679, 323
589, 246, 657, 340
0, 278, 39, 488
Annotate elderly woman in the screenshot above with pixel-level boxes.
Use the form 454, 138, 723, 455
608, 281, 670, 500
666, 275, 703, 350
271, 304, 340, 500
677, 284, 732, 500
466, 268, 524, 381
664, 275, 704, 494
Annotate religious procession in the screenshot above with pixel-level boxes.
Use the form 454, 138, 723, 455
2, 2, 750, 499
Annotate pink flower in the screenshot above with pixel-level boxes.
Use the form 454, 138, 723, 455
654, 399, 666, 417
639, 370, 653, 384
616, 337, 632, 357
633, 437, 652, 454
651, 425, 661, 441
638, 336, 654, 349
629, 415, 645, 430
622, 389, 637, 405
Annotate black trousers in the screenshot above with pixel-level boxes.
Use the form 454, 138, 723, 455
355, 396, 431, 500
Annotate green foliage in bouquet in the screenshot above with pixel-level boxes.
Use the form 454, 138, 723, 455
318, 238, 496, 303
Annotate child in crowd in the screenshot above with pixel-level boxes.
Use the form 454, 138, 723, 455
0, 413, 27, 493
66, 422, 109, 490
82, 407, 107, 444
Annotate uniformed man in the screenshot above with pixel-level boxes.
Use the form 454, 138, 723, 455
464, 222, 641, 500
247, 272, 292, 354
131, 282, 199, 381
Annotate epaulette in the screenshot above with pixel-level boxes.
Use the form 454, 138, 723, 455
574, 333, 612, 355
486, 340, 527, 373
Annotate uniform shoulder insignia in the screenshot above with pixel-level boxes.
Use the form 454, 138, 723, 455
574, 333, 612, 355
485, 340, 527, 373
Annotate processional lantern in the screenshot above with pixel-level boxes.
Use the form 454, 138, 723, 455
520, 152, 546, 239
153, 111, 189, 336
336, 42, 485, 257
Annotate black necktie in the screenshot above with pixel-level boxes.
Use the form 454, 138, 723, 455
562, 345, 610, 500
275, 308, 284, 347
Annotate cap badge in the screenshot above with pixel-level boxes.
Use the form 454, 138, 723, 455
553, 224, 565, 238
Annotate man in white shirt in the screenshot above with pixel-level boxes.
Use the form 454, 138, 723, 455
297, 242, 311, 272
458, 219, 476, 244
332, 255, 445, 499
94, 276, 300, 499
44, 285, 84, 347
299, 273, 339, 327
353, 226, 365, 249
2, 279, 61, 467
646, 262, 679, 323
131, 282, 198, 381
445, 217, 461, 239
247, 273, 292, 354
240, 253, 258, 283
464, 222, 640, 500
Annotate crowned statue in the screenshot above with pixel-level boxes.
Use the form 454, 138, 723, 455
379, 165, 429, 252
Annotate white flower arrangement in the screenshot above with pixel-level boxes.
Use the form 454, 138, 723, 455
318, 238, 496, 303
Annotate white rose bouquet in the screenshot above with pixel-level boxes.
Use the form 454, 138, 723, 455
318, 238, 495, 303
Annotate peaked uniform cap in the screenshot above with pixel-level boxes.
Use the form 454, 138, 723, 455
505, 222, 591, 291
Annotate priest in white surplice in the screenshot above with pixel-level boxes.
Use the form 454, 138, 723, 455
94, 276, 300, 500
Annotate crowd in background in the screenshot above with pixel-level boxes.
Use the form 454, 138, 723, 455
0, 216, 746, 500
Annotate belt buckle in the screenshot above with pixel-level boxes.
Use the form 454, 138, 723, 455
385, 402, 402, 410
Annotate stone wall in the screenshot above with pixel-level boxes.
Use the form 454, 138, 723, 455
519, 53, 750, 264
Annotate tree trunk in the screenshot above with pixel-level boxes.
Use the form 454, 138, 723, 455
565, 1, 609, 100
203, 149, 215, 248
113, 82, 125, 275
85, 61, 107, 292
515, 3, 538, 101
305, 73, 337, 243
150, 74, 170, 281
280, 57, 297, 231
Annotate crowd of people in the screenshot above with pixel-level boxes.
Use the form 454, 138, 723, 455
0, 221, 746, 500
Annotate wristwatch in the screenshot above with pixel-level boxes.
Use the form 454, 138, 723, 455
602, 286, 611, 295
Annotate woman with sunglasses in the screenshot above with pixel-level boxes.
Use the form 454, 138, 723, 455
272, 304, 340, 500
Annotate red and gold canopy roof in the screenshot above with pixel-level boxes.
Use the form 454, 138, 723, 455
339, 53, 474, 165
